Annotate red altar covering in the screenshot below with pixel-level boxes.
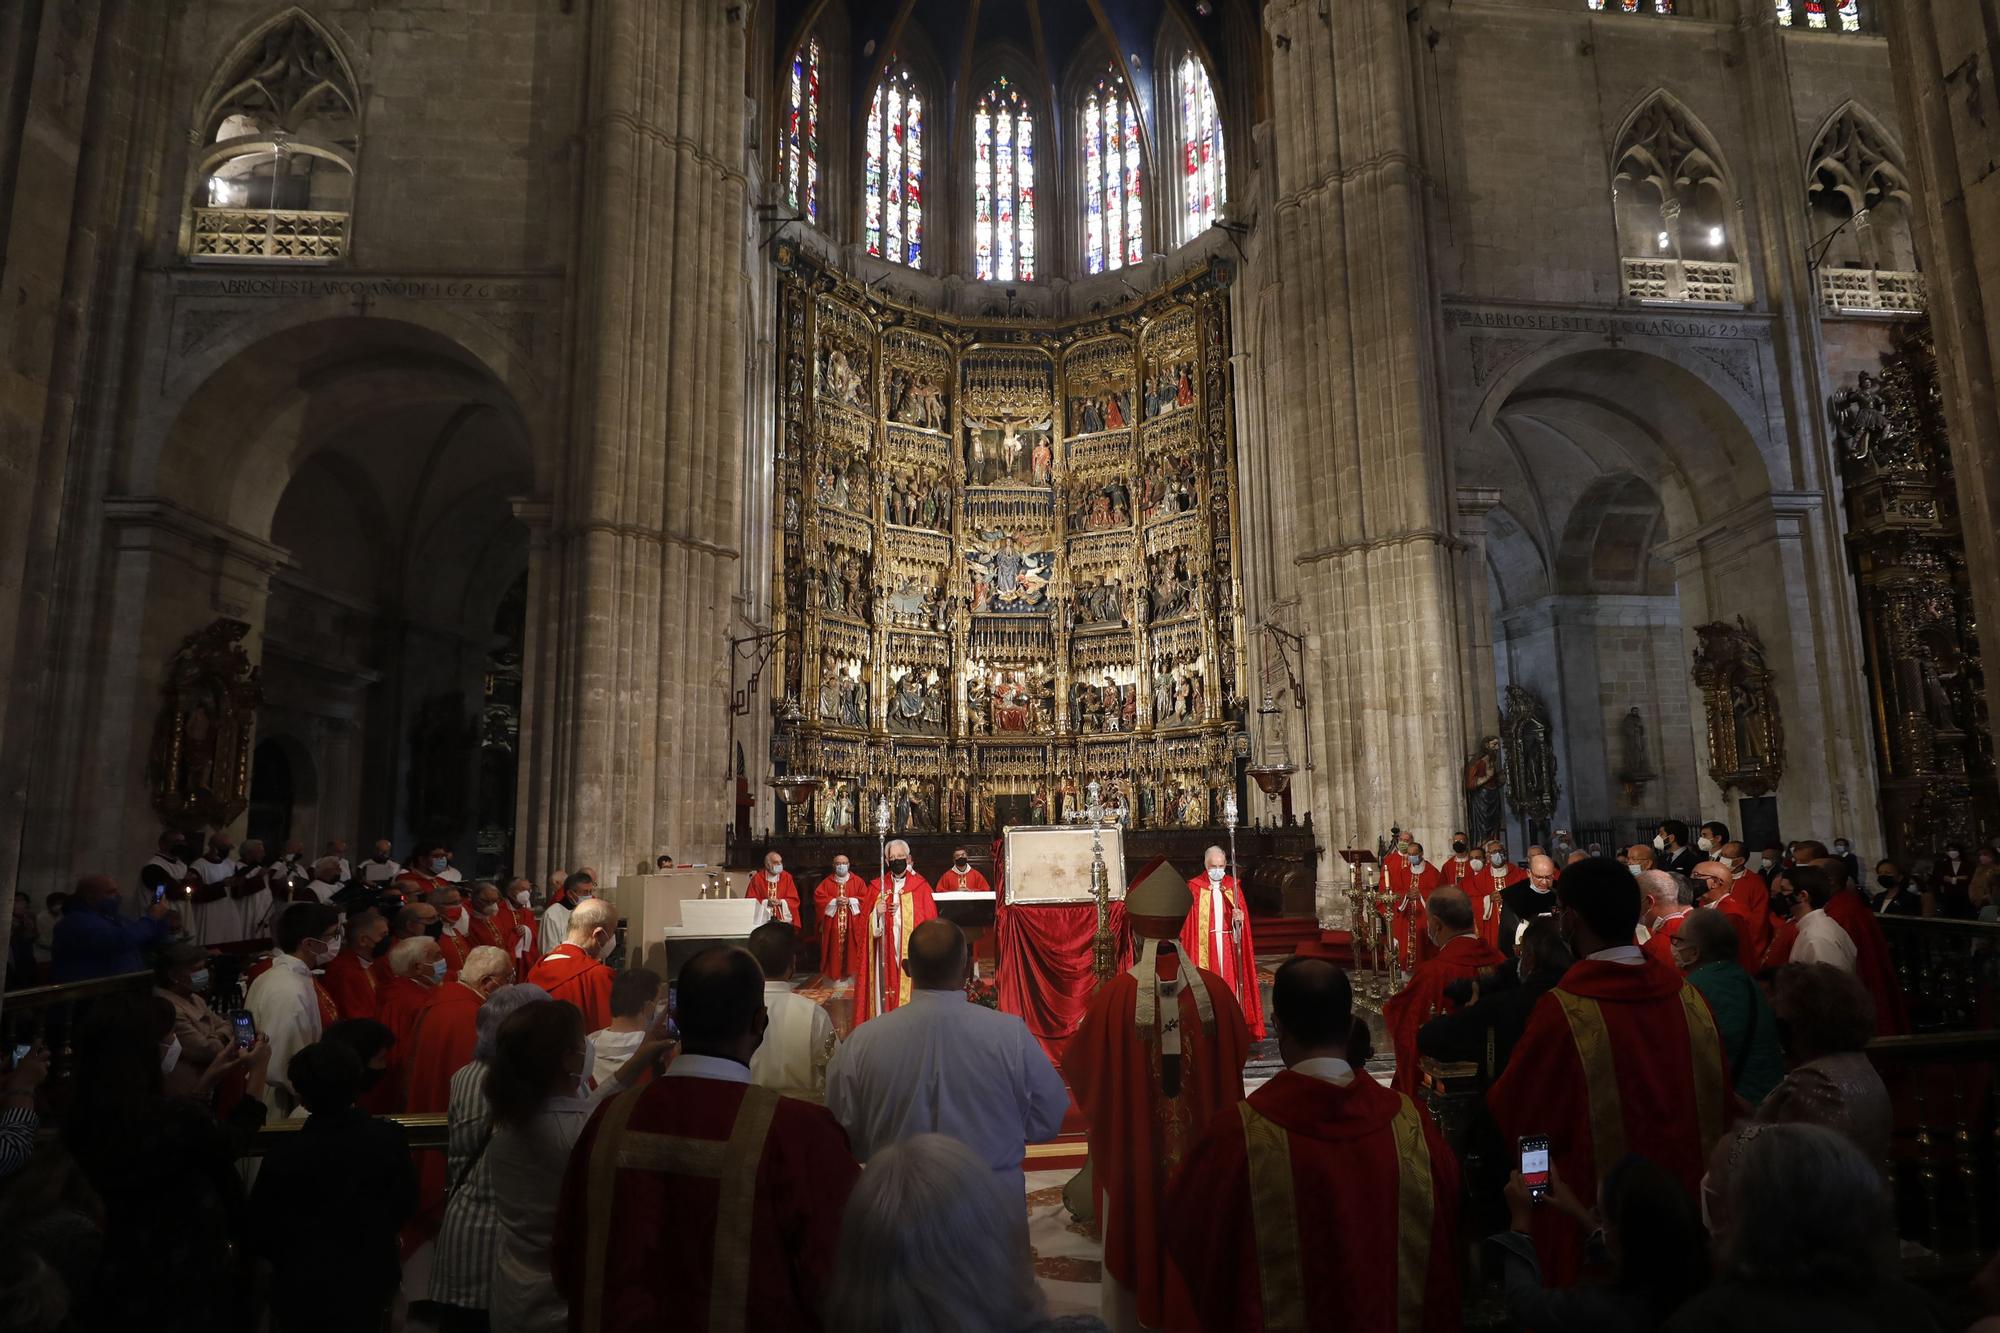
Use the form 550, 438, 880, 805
996, 899, 1132, 1065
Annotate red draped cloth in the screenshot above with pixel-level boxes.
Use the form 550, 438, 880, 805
553, 1075, 861, 1332
1824, 887, 1910, 1034
1383, 933, 1506, 1094
1165, 1070, 1462, 1333
1488, 957, 1733, 1283
1063, 950, 1249, 1328
996, 901, 1130, 1066
1760, 916, 1798, 973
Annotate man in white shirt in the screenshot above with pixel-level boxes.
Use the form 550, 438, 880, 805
1780, 862, 1858, 973
587, 967, 663, 1085
746, 920, 837, 1101
827, 919, 1067, 1200
538, 870, 593, 955
246, 901, 343, 1115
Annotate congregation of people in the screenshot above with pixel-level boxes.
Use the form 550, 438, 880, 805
0, 822, 1996, 1333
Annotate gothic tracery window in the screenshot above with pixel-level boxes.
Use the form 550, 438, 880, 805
1172, 52, 1225, 244
865, 61, 925, 268
1612, 98, 1746, 304
1586, 0, 1676, 14
784, 37, 822, 226
1808, 105, 1922, 311
1081, 68, 1144, 274
1775, 0, 1862, 31
974, 77, 1037, 283
190, 14, 358, 264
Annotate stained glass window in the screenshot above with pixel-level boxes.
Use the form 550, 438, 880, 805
865, 62, 924, 267
1081, 69, 1144, 274
974, 77, 1036, 282
1585, 0, 1676, 12
784, 38, 821, 225
1174, 54, 1225, 244
1776, 0, 1861, 31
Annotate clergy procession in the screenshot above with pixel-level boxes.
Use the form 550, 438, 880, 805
4, 817, 1989, 1333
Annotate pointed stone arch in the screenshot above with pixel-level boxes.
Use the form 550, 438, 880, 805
1805, 101, 1924, 310
1609, 92, 1749, 304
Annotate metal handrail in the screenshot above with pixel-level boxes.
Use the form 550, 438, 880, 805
2, 969, 154, 1013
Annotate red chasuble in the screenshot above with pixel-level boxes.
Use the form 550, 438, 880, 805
405, 980, 484, 1222
747, 870, 803, 926
1064, 948, 1250, 1329
1383, 933, 1506, 1094
321, 948, 379, 1020
811, 875, 867, 980
528, 943, 615, 1031
1180, 875, 1266, 1039
436, 928, 472, 981
1823, 887, 1910, 1034
1379, 859, 1442, 971
552, 1074, 861, 1333
1721, 872, 1774, 972
1165, 1069, 1462, 1333
1437, 856, 1475, 889
1487, 956, 1733, 1283
393, 869, 446, 899
859, 873, 937, 1023
1759, 916, 1798, 973
934, 866, 993, 895
376, 976, 438, 1110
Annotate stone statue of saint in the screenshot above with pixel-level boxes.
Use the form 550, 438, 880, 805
1465, 736, 1503, 842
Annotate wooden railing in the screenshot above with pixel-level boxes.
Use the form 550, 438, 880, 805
1868, 1029, 2000, 1276
1881, 915, 2000, 1032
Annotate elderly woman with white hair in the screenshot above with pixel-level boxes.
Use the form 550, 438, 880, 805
1671, 1122, 1948, 1333
824, 1133, 1107, 1333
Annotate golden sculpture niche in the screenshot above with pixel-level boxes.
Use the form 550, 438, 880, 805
148, 617, 263, 829
1691, 617, 1785, 798
770, 245, 1247, 835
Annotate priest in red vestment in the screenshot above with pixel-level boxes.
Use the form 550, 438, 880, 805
1166, 957, 1461, 1333
1181, 846, 1265, 1040
526, 897, 618, 1031
860, 841, 936, 1022
1065, 871, 1250, 1332
1487, 858, 1733, 1283
405, 945, 513, 1224
322, 908, 387, 1020
377, 935, 447, 1109
1690, 859, 1767, 975
1382, 887, 1505, 1094
553, 945, 860, 1332
1436, 833, 1475, 889
1474, 843, 1528, 952
934, 848, 993, 896
1814, 857, 1910, 1034
392, 843, 451, 900
432, 884, 473, 979
467, 880, 537, 978
1380, 844, 1441, 972
1638, 869, 1693, 969
748, 850, 802, 927
812, 855, 867, 981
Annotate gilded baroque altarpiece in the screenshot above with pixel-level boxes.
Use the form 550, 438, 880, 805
770, 247, 1248, 835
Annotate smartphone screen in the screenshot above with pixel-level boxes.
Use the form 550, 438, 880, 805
1520, 1135, 1552, 1201
153, 883, 167, 904
230, 1010, 257, 1050
9, 1043, 30, 1066
664, 984, 680, 1038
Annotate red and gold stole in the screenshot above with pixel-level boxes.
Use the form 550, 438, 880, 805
1553, 983, 1727, 1181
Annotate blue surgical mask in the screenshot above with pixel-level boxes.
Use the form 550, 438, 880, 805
429, 958, 448, 983
189, 968, 211, 991
430, 857, 448, 873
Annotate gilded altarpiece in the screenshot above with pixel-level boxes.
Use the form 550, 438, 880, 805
1833, 323, 1996, 857
770, 247, 1248, 834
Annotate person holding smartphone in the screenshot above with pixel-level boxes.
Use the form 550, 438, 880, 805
153, 941, 235, 1093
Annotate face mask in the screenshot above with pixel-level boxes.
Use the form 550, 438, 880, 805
160, 1035, 182, 1075
317, 937, 342, 962
1209, 866, 1226, 882
1629, 864, 1643, 878
444, 905, 465, 923
430, 858, 448, 874
1451, 841, 1468, 855
1653, 835, 1667, 851
1697, 837, 1715, 853
477, 903, 499, 918
512, 889, 531, 907
423, 921, 444, 939
1877, 874, 1898, 890
1771, 891, 1798, 916
1947, 850, 1962, 862
429, 958, 448, 984
954, 859, 969, 871
1490, 853, 1507, 867
888, 859, 909, 877
833, 866, 849, 880
1406, 854, 1422, 869
1758, 858, 1773, 873
573, 888, 594, 902
189, 968, 211, 991
1834, 843, 1849, 855
1468, 857, 1485, 871
767, 867, 782, 879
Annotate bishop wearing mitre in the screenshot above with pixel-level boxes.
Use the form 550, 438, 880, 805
860, 839, 936, 1022
1064, 866, 1250, 1332
1181, 847, 1265, 1039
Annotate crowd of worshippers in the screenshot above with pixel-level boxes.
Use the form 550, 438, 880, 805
2, 832, 1999, 1333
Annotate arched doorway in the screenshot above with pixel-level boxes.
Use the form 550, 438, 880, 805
1459, 344, 1875, 851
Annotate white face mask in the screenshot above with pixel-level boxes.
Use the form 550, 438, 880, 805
1468, 857, 1485, 871
189, 968, 211, 991
513, 889, 531, 907
1834, 843, 1849, 855
1697, 836, 1715, 853
160, 1034, 183, 1075
1653, 835, 1668, 851
833, 866, 849, 880
767, 867, 782, 880
1207, 866, 1225, 882
318, 937, 342, 963
1629, 864, 1643, 878
1759, 858, 1774, 873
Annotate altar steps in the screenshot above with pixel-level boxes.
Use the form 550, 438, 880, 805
1249, 910, 1326, 957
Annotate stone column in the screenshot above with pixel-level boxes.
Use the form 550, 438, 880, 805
1260, 0, 1465, 855
1452, 487, 1503, 746
541, 2, 749, 878
1883, 0, 2000, 739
